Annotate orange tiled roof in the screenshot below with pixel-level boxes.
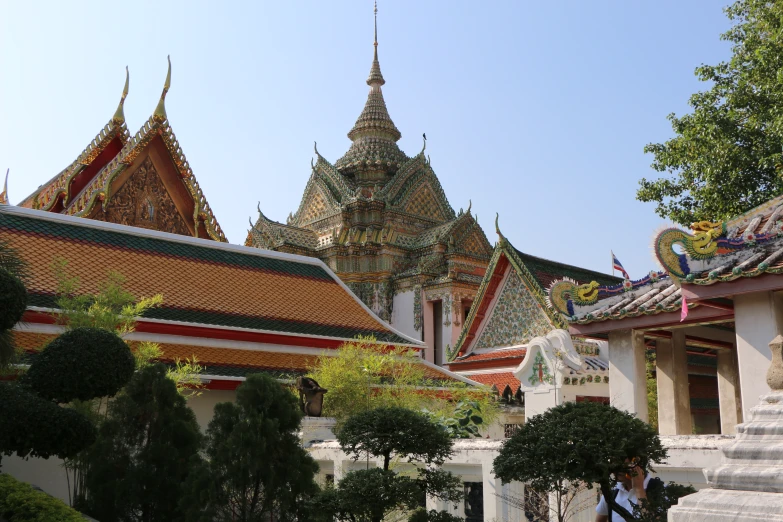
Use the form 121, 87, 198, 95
465, 372, 520, 392
13, 331, 457, 382
1, 206, 417, 345
450, 348, 527, 365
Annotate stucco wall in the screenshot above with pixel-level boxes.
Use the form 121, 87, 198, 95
391, 290, 419, 340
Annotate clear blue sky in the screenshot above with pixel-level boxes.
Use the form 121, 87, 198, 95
0, 1, 732, 278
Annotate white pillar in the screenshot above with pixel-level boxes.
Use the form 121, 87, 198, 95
717, 348, 743, 434
423, 298, 435, 364
607, 329, 648, 422
734, 291, 783, 418
655, 332, 692, 434
482, 461, 499, 522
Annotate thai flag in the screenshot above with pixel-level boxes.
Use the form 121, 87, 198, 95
611, 251, 630, 280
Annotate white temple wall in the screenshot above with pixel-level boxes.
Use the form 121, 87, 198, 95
733, 291, 783, 418
392, 289, 419, 341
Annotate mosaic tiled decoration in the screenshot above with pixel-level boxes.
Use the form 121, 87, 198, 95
527, 351, 553, 386
474, 270, 554, 349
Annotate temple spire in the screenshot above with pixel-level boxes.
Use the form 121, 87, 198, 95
112, 67, 130, 124
153, 56, 171, 122
367, 1, 385, 87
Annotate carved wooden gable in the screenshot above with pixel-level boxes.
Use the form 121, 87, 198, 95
89, 155, 191, 236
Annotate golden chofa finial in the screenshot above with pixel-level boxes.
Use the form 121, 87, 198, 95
153, 55, 172, 122
495, 213, 505, 240
0, 169, 9, 205
112, 66, 130, 124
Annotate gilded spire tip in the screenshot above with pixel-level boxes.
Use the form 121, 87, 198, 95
153, 55, 172, 122
112, 66, 130, 124
0, 168, 9, 205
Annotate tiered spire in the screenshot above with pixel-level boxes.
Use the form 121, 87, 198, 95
335, 2, 407, 179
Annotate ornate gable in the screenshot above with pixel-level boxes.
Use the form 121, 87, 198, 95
448, 216, 493, 258
291, 174, 340, 227
472, 269, 556, 350
88, 155, 190, 235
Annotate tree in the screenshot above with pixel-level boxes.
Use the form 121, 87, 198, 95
307, 337, 497, 434
0, 239, 28, 369
638, 0, 783, 226
181, 373, 320, 522
633, 482, 696, 522
493, 401, 667, 522
83, 364, 203, 522
329, 407, 464, 522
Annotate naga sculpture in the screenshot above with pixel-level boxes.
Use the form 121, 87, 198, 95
654, 221, 726, 279
547, 278, 601, 316
296, 377, 328, 417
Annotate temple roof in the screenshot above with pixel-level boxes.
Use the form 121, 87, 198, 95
450, 225, 621, 359
334, 5, 408, 177
18, 60, 227, 242
0, 205, 420, 346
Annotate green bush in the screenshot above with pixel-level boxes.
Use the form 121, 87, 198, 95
0, 474, 83, 522
0, 268, 27, 331
23, 327, 135, 403
0, 383, 96, 460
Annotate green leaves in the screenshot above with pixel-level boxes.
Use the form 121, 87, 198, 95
23, 327, 135, 403
0, 474, 85, 522
427, 399, 485, 439
0, 268, 26, 332
338, 407, 454, 470
180, 373, 319, 522
493, 401, 667, 500
639, 0, 783, 225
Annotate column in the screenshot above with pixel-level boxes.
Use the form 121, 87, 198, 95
734, 291, 783, 418
481, 461, 498, 522
655, 332, 692, 434
607, 329, 648, 422
717, 348, 743, 434
422, 297, 435, 364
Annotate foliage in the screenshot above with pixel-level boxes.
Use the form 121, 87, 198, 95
493, 401, 667, 522
0, 268, 27, 331
408, 508, 465, 522
633, 482, 697, 522
0, 239, 29, 281
0, 382, 96, 460
638, 0, 783, 225
307, 337, 498, 433
166, 357, 206, 399
330, 407, 463, 522
23, 327, 135, 403
339, 407, 453, 470
181, 373, 319, 522
426, 399, 485, 439
647, 351, 659, 433
0, 474, 84, 522
52, 260, 163, 334
83, 364, 202, 522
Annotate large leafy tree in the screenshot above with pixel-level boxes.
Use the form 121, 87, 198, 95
307, 337, 497, 434
493, 401, 667, 522
181, 373, 320, 522
638, 0, 783, 225
328, 407, 464, 522
84, 364, 203, 522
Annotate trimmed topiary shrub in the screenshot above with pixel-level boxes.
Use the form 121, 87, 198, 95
0, 268, 27, 331
0, 473, 84, 522
23, 327, 135, 403
0, 382, 96, 460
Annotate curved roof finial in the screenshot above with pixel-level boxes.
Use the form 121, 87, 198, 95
0, 169, 9, 205
495, 213, 505, 240
153, 55, 172, 122
112, 66, 130, 124
421, 132, 427, 153
467, 199, 472, 214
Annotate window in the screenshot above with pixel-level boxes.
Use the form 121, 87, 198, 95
504, 423, 522, 438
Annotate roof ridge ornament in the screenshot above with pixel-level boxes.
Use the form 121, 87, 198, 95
112, 66, 130, 124
0, 169, 9, 205
153, 56, 172, 122
495, 213, 506, 241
